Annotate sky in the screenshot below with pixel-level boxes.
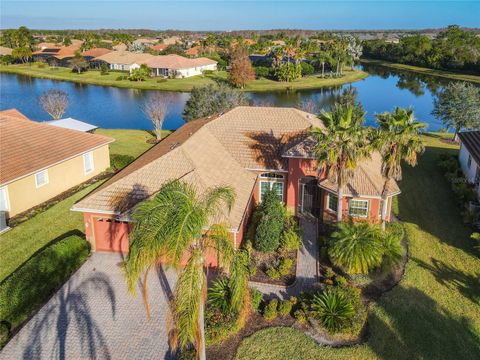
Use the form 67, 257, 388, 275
1, 1, 479, 30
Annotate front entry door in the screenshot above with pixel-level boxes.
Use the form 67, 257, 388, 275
299, 177, 320, 217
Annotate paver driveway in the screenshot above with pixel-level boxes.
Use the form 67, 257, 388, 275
0, 253, 177, 360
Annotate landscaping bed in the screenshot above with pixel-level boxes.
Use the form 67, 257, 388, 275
249, 249, 296, 286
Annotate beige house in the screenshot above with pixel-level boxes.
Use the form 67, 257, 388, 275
130, 54, 217, 78
0, 109, 113, 219
93, 51, 154, 71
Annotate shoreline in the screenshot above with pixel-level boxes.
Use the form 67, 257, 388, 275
360, 58, 480, 84
0, 64, 368, 93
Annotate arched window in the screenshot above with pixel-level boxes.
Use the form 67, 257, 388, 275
259, 173, 285, 201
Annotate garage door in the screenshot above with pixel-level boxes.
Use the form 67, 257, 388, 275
93, 217, 130, 253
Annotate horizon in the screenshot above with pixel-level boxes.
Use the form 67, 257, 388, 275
1, 1, 479, 31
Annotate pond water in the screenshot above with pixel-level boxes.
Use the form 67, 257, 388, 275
0, 63, 458, 131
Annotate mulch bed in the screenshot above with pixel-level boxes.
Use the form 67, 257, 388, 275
249, 249, 297, 286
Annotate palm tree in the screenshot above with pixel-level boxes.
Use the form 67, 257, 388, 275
123, 180, 236, 360
316, 50, 332, 78
375, 107, 426, 230
311, 105, 373, 222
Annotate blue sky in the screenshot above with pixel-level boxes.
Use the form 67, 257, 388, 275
1, 1, 479, 30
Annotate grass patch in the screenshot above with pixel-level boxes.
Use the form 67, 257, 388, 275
235, 134, 480, 359
0, 64, 367, 92
361, 58, 480, 84
0, 233, 90, 346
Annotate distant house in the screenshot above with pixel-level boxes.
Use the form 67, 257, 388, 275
93, 51, 154, 71
150, 44, 168, 52
185, 45, 201, 57
0, 109, 113, 219
82, 48, 113, 61
131, 54, 217, 78
458, 130, 480, 199
0, 46, 13, 56
133, 38, 157, 47
72, 106, 400, 255
45, 118, 98, 133
32, 42, 83, 66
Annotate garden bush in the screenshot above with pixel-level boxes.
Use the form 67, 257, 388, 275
110, 154, 135, 170
251, 288, 263, 311
255, 188, 285, 252
263, 299, 278, 321
266, 266, 280, 279
278, 298, 295, 316
300, 62, 315, 76
280, 214, 301, 252
208, 278, 232, 314
294, 309, 307, 324
205, 306, 238, 345
116, 75, 128, 81
100, 63, 109, 75
278, 257, 295, 276
254, 66, 271, 78
0, 234, 89, 344
310, 288, 355, 332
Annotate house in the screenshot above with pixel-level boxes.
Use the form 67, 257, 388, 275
131, 54, 217, 78
0, 109, 113, 219
0, 46, 13, 56
185, 45, 201, 57
150, 43, 168, 52
93, 51, 154, 71
32, 42, 83, 66
45, 118, 98, 133
72, 106, 400, 258
81, 48, 113, 61
458, 130, 480, 199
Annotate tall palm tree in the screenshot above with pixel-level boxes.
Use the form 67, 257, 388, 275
375, 107, 426, 230
312, 105, 373, 222
123, 180, 236, 360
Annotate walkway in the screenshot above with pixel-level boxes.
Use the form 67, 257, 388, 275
0, 253, 177, 360
250, 217, 319, 299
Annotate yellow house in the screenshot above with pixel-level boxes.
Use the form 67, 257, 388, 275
0, 109, 113, 220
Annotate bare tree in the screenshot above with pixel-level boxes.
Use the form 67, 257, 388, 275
296, 99, 319, 115
39, 90, 69, 120
143, 93, 175, 142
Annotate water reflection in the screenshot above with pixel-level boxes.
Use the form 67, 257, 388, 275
0, 65, 466, 131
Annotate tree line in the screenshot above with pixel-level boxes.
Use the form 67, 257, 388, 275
362, 25, 480, 75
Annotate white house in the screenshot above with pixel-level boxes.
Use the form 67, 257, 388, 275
130, 54, 217, 78
458, 130, 480, 198
93, 51, 154, 71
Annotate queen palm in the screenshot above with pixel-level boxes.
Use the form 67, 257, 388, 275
375, 107, 426, 230
312, 105, 373, 222
123, 180, 236, 360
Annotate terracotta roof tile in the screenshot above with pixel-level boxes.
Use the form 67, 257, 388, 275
81, 48, 113, 57
0, 109, 113, 185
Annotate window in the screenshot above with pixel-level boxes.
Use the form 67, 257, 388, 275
327, 193, 338, 212
259, 172, 284, 201
468, 154, 472, 168
348, 199, 369, 217
0, 186, 9, 211
35, 170, 49, 188
83, 151, 94, 174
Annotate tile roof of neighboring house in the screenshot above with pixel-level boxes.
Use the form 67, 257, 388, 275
112, 43, 128, 52
283, 135, 400, 197
150, 44, 168, 52
33, 43, 83, 59
185, 46, 201, 56
36, 42, 58, 50
94, 51, 154, 65
45, 118, 98, 132
0, 46, 13, 56
143, 54, 216, 70
0, 109, 113, 186
81, 48, 113, 58
459, 130, 480, 165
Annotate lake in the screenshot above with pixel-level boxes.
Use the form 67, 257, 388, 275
0, 63, 455, 131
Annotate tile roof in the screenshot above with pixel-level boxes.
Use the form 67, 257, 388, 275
143, 54, 216, 70
33, 43, 83, 59
81, 48, 113, 58
150, 44, 168, 52
185, 46, 201, 56
93, 51, 154, 65
0, 109, 113, 185
459, 130, 480, 166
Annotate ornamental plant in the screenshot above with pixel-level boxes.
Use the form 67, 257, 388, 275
311, 289, 355, 332
255, 188, 285, 252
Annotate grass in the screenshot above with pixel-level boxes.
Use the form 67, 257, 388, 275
0, 64, 368, 92
0, 234, 89, 345
361, 58, 480, 84
235, 134, 480, 360
95, 128, 163, 158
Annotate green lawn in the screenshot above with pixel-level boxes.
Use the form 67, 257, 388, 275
361, 58, 480, 84
235, 135, 480, 360
95, 128, 162, 158
0, 64, 368, 92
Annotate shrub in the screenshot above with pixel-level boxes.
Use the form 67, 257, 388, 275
381, 224, 404, 270
324, 267, 335, 279
452, 182, 477, 204
263, 299, 278, 321
335, 275, 348, 286
280, 215, 301, 252
156, 78, 167, 83
0, 234, 89, 340
294, 309, 307, 324
311, 289, 355, 332
129, 64, 150, 81
251, 288, 263, 311
300, 62, 315, 76
255, 188, 285, 252
278, 299, 293, 316
266, 267, 280, 279
116, 75, 128, 81
100, 63, 109, 75
328, 222, 384, 274
110, 154, 135, 170
255, 66, 271, 78
0, 55, 14, 65
278, 257, 295, 276
203, 69, 214, 75
205, 306, 238, 344
208, 278, 232, 314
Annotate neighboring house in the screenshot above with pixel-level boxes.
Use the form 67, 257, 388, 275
131, 54, 217, 78
81, 48, 113, 62
93, 51, 154, 71
150, 44, 168, 52
133, 38, 157, 47
0, 109, 113, 219
32, 43, 83, 66
112, 43, 128, 52
45, 118, 98, 133
72, 106, 400, 257
162, 36, 181, 45
185, 45, 201, 57
0, 46, 13, 56
458, 130, 480, 199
